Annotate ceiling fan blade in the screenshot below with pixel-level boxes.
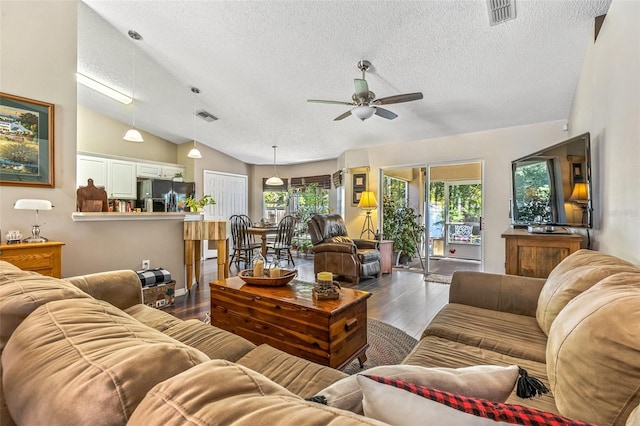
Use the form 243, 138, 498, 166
374, 107, 398, 120
354, 79, 369, 99
373, 92, 423, 105
334, 110, 352, 121
307, 99, 355, 106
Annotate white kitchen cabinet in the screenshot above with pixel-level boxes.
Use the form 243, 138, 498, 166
136, 163, 163, 178
160, 166, 185, 179
77, 155, 108, 189
107, 159, 137, 199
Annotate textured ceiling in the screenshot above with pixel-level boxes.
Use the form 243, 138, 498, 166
78, 0, 611, 165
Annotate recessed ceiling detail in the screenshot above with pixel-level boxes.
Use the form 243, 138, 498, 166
196, 110, 218, 122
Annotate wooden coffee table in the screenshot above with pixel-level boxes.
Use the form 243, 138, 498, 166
210, 277, 371, 369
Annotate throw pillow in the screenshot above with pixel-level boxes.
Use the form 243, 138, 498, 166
314, 364, 519, 414
358, 374, 598, 426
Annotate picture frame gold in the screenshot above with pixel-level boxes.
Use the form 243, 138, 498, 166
0, 92, 54, 187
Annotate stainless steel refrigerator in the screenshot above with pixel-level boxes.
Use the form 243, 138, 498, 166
137, 179, 195, 212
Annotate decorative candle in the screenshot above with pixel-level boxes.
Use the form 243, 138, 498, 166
317, 272, 332, 283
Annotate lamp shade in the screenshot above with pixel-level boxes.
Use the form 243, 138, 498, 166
358, 191, 378, 210
187, 147, 202, 159
569, 182, 589, 202
14, 199, 53, 210
266, 176, 284, 186
123, 128, 144, 142
352, 106, 375, 121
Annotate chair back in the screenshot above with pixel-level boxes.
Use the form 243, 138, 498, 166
274, 215, 296, 247
230, 215, 253, 250
308, 214, 349, 245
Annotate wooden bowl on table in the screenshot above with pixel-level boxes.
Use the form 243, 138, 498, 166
237, 269, 297, 286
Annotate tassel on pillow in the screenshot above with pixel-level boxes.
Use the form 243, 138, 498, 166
516, 367, 550, 398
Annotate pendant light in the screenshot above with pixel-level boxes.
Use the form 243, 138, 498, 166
266, 145, 283, 186
187, 87, 203, 159
123, 30, 144, 142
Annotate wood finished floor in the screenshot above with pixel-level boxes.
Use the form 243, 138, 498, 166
168, 256, 457, 340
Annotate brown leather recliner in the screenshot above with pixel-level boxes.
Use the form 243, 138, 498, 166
307, 214, 381, 285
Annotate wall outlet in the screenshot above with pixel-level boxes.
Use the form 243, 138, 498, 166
142, 260, 150, 270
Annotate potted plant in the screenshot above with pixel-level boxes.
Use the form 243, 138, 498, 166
184, 194, 216, 212
173, 171, 184, 182
382, 195, 425, 265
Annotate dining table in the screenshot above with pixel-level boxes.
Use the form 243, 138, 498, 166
247, 225, 279, 258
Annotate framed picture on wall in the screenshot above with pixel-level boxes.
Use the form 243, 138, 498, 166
0, 92, 54, 187
352, 173, 366, 205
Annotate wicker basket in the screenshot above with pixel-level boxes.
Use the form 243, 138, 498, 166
142, 280, 176, 309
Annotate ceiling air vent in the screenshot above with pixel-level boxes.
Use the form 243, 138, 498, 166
487, 0, 516, 26
196, 110, 218, 122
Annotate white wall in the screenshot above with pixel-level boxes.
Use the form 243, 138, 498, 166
0, 2, 184, 291
568, 0, 640, 264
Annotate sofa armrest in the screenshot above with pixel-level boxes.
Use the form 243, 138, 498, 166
448, 271, 546, 317
64, 270, 142, 310
353, 239, 379, 250
311, 242, 356, 254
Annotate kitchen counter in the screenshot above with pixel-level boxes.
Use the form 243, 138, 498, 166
71, 212, 203, 222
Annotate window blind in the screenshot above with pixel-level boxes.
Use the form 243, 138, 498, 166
290, 174, 331, 190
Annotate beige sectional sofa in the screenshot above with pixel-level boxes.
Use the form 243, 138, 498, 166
1, 248, 639, 425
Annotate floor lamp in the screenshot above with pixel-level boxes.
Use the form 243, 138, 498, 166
358, 191, 378, 239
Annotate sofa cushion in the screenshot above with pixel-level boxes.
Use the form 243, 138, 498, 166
547, 272, 640, 425
236, 344, 348, 398
537, 249, 638, 335
316, 364, 519, 415
423, 303, 548, 363
124, 303, 183, 332
129, 359, 387, 426
402, 335, 558, 415
164, 318, 256, 362
2, 298, 209, 425
0, 268, 92, 351
358, 375, 597, 426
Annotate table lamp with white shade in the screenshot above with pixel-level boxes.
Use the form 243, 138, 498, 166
13, 199, 53, 243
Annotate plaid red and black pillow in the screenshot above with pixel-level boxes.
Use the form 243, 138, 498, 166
358, 374, 599, 426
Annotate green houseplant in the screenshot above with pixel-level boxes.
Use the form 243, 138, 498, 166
184, 194, 216, 212
382, 195, 425, 264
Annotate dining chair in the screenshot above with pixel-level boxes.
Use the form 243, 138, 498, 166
266, 215, 296, 266
229, 215, 260, 269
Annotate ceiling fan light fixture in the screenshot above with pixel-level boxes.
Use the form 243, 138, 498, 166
352, 105, 375, 121
123, 128, 144, 142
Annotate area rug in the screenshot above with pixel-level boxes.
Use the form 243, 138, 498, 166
424, 273, 452, 284
201, 314, 417, 375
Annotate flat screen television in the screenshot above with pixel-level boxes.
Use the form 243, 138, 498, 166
511, 132, 592, 228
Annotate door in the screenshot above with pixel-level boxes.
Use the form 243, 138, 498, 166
426, 161, 483, 273
203, 170, 248, 258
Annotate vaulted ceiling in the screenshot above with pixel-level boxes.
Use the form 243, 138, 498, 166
78, 0, 611, 165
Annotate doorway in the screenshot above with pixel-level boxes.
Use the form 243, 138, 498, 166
426, 162, 483, 275
203, 170, 248, 259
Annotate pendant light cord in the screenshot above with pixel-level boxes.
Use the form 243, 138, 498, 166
272, 145, 278, 175
131, 43, 136, 127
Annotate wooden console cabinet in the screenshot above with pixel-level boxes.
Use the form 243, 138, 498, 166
0, 241, 65, 278
378, 240, 394, 274
502, 229, 581, 278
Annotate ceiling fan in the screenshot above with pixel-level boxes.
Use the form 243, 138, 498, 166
307, 60, 423, 121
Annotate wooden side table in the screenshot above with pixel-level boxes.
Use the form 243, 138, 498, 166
378, 240, 394, 274
0, 241, 65, 278
184, 220, 228, 292
501, 229, 582, 278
